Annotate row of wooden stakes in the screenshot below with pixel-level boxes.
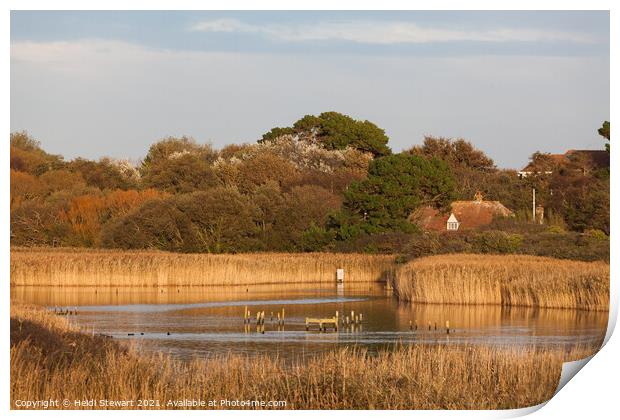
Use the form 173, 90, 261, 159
409, 320, 453, 334
337, 310, 363, 326
243, 306, 286, 326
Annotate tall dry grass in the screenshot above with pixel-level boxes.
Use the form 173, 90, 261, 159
394, 254, 609, 311
11, 303, 600, 410
10, 248, 395, 287
11, 249, 610, 312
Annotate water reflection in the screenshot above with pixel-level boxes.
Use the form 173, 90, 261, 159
11, 284, 608, 361
11, 283, 377, 306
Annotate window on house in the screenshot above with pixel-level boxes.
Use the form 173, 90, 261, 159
446, 213, 459, 231
447, 221, 459, 231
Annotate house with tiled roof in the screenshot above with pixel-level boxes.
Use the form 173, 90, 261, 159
517, 150, 609, 178
410, 192, 513, 232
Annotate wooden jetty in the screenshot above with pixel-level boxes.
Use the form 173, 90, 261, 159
305, 317, 338, 332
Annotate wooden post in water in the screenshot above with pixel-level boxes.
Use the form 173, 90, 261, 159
428, 321, 431, 331
244, 306, 248, 324
446, 320, 450, 334
409, 320, 413, 330
359, 313, 363, 323
282, 308, 285, 325
434, 322, 437, 331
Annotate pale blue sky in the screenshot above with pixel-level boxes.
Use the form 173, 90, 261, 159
10, 11, 610, 168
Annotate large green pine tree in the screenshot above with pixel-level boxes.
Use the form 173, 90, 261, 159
333, 153, 455, 238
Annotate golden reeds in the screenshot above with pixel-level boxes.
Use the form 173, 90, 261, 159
394, 254, 609, 311
10, 303, 601, 410
11, 249, 611, 311
10, 248, 395, 287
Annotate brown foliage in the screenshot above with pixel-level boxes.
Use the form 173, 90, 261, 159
10, 131, 64, 175
68, 158, 139, 190
141, 153, 220, 193
236, 151, 300, 193
407, 136, 495, 172
10, 170, 45, 210
39, 169, 87, 194
59, 189, 168, 246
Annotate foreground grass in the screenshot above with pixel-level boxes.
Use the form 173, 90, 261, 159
394, 254, 609, 311
11, 303, 600, 410
10, 248, 395, 287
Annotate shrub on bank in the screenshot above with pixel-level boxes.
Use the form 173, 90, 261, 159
402, 229, 608, 262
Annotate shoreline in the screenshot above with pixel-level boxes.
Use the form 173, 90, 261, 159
10, 248, 610, 311
10, 302, 601, 410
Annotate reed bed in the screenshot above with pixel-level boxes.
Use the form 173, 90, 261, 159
394, 254, 609, 311
11, 303, 600, 410
10, 248, 395, 287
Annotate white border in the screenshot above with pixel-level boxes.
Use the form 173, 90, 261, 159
2, 2, 616, 419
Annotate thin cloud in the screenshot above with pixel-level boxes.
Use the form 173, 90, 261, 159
189, 19, 595, 45
11, 38, 608, 168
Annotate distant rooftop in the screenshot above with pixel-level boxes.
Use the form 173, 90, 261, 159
519, 149, 609, 174
411, 194, 513, 232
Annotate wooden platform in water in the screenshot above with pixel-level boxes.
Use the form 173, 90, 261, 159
305, 317, 338, 331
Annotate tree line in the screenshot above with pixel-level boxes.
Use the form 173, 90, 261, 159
9, 112, 610, 259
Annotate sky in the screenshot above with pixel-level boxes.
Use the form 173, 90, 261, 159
10, 11, 610, 169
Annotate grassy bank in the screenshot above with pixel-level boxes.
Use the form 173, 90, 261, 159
11, 303, 599, 410
394, 254, 609, 311
10, 248, 395, 287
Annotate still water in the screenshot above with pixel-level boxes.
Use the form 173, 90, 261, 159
12, 283, 608, 361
